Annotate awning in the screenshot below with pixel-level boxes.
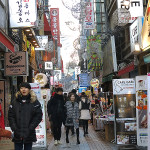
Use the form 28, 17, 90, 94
118, 62, 134, 76
102, 73, 114, 83
0, 29, 15, 52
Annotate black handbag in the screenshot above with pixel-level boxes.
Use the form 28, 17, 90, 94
66, 118, 73, 124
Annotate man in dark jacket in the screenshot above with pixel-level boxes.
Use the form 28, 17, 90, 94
8, 82, 42, 150
47, 87, 65, 146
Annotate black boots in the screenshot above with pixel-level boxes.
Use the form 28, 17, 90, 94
76, 128, 80, 144
66, 137, 69, 143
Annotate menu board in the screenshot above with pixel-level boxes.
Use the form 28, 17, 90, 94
113, 79, 136, 145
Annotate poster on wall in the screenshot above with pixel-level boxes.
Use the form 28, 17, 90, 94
113, 79, 136, 145
136, 76, 148, 146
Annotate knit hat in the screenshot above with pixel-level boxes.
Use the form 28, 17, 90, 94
19, 82, 31, 90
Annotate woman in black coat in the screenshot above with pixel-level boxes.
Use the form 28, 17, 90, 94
8, 82, 42, 150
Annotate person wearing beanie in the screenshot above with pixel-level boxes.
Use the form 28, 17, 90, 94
8, 82, 42, 150
47, 87, 66, 146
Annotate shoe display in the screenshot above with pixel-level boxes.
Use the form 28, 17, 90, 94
54, 140, 58, 145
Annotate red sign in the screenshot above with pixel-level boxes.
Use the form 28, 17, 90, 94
118, 62, 134, 76
50, 8, 61, 46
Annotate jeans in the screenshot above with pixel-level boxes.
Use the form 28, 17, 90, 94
15, 142, 32, 150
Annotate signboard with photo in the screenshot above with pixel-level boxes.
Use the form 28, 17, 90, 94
4, 51, 28, 76
113, 79, 136, 145
136, 76, 148, 146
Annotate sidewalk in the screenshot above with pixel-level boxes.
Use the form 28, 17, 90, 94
33, 125, 147, 150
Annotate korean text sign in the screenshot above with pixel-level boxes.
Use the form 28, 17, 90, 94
9, 0, 37, 28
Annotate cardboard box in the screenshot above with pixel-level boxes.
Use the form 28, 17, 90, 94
0, 137, 14, 150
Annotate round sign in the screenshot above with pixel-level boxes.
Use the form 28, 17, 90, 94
90, 78, 99, 88
34, 73, 48, 87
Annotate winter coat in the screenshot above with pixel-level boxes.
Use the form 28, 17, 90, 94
8, 90, 42, 143
79, 99, 91, 120
0, 104, 5, 129
47, 93, 66, 122
65, 101, 79, 129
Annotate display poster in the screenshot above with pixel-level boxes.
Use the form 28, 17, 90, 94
136, 76, 148, 146
147, 73, 150, 150
30, 83, 47, 148
113, 79, 136, 145
78, 87, 87, 94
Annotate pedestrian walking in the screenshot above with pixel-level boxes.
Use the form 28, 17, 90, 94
65, 93, 80, 144
8, 82, 42, 150
79, 95, 91, 136
47, 87, 66, 146
71, 89, 81, 103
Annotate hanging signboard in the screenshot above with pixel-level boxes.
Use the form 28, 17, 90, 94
9, 0, 37, 28
35, 36, 48, 51
136, 76, 148, 146
75, 66, 81, 80
4, 51, 28, 76
54, 70, 62, 85
34, 73, 48, 87
113, 79, 136, 145
90, 78, 99, 88
45, 62, 53, 70
117, 0, 143, 23
130, 16, 144, 53
79, 73, 90, 87
83, 0, 95, 29
50, 8, 61, 46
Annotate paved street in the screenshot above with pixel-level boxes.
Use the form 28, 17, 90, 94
33, 125, 148, 150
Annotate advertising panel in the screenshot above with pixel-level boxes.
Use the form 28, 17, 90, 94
113, 79, 136, 145
34, 73, 48, 87
9, 0, 37, 28
79, 73, 90, 87
141, 0, 150, 51
75, 66, 81, 80
83, 0, 95, 29
147, 73, 150, 149
50, 8, 61, 46
54, 70, 62, 85
4, 51, 28, 76
117, 0, 143, 23
30, 83, 46, 148
136, 76, 148, 146
130, 16, 144, 53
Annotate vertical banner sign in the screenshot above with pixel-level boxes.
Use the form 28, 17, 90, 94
87, 35, 103, 72
50, 8, 61, 46
30, 83, 47, 148
54, 70, 62, 85
75, 66, 81, 80
79, 73, 90, 87
84, 0, 95, 29
117, 0, 143, 23
147, 73, 150, 150
130, 16, 144, 53
113, 79, 136, 145
136, 76, 148, 146
9, 0, 37, 28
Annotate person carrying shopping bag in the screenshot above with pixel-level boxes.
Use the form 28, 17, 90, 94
65, 93, 80, 144
79, 95, 91, 137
